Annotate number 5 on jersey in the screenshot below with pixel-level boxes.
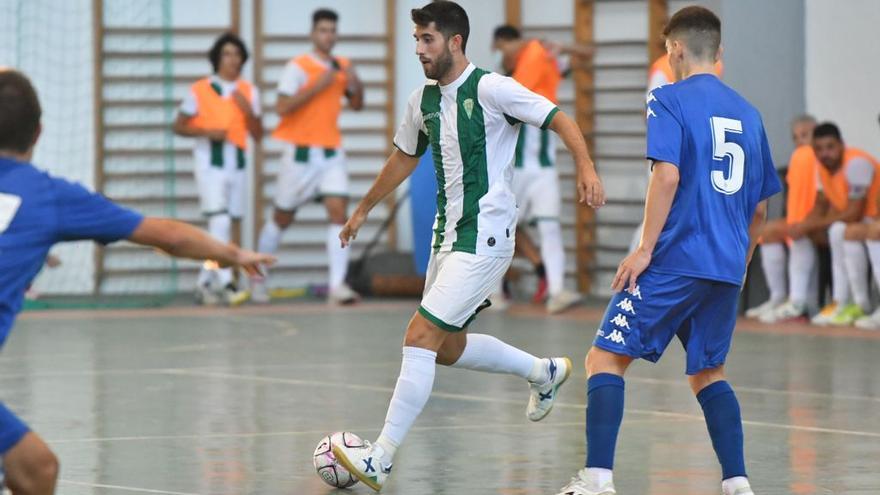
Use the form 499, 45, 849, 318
0, 193, 22, 235
710, 116, 745, 195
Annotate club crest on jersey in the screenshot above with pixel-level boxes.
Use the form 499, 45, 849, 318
462, 98, 474, 119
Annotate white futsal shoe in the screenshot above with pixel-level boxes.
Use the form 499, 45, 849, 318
332, 439, 392, 492
556, 468, 616, 495
527, 357, 572, 421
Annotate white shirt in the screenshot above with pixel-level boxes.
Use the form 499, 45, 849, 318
178, 75, 261, 171
395, 64, 558, 256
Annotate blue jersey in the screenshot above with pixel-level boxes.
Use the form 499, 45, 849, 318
0, 158, 143, 346
645, 74, 782, 286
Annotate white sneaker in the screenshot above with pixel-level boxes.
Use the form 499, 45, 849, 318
250, 277, 270, 304
811, 303, 843, 326
855, 308, 880, 330
328, 283, 360, 305
527, 357, 572, 422
547, 290, 582, 314
331, 440, 391, 492
195, 284, 220, 306
759, 300, 807, 324
221, 284, 250, 307
556, 468, 616, 495
722, 476, 754, 495
745, 299, 782, 319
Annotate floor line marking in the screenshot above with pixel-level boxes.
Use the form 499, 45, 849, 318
58, 479, 200, 495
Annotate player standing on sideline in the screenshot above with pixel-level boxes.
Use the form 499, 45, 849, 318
330, 2, 604, 491
0, 69, 274, 495
490, 25, 586, 314
556, 8, 780, 495
252, 8, 365, 305
744, 115, 818, 322
173, 32, 262, 306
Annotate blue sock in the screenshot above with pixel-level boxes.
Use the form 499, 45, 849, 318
585, 373, 625, 469
697, 380, 747, 480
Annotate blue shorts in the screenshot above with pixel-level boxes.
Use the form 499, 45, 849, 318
594, 269, 740, 375
0, 403, 29, 455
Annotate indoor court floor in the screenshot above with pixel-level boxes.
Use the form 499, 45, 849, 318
7, 301, 880, 494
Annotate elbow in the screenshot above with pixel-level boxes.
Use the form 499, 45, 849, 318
654, 168, 680, 189
753, 201, 768, 224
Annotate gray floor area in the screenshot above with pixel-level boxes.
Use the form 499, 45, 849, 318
5, 302, 880, 495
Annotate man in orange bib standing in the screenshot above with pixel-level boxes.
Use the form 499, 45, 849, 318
253, 8, 364, 304
491, 25, 589, 313
174, 32, 263, 306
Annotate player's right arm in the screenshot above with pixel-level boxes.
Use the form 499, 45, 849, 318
275, 61, 336, 116
789, 192, 829, 239
52, 178, 275, 275
172, 90, 226, 141
340, 87, 427, 247
128, 218, 274, 276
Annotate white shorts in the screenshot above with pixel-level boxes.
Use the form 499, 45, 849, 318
194, 162, 246, 219
274, 144, 349, 211
418, 251, 512, 331
512, 167, 561, 223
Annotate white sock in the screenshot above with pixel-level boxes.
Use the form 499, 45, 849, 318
760, 243, 787, 303
258, 220, 282, 255
867, 240, 880, 288
327, 223, 349, 290
538, 220, 566, 296
206, 214, 233, 288
789, 237, 816, 306
829, 221, 850, 304
843, 240, 871, 310
586, 467, 614, 486
449, 334, 546, 383
722, 476, 751, 494
375, 346, 437, 464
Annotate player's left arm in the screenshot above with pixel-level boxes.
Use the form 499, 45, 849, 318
343, 62, 365, 111
232, 86, 264, 141
547, 111, 605, 208
612, 162, 679, 292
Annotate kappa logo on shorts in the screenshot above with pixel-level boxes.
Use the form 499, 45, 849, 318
616, 298, 636, 315
604, 329, 626, 345
626, 285, 643, 300
609, 313, 631, 330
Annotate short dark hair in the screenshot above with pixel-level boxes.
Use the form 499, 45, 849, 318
313, 8, 338, 27
493, 24, 521, 41
0, 70, 41, 154
813, 122, 843, 141
208, 32, 249, 73
411, 1, 470, 53
663, 6, 721, 61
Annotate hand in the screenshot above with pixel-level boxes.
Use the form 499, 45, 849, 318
577, 164, 606, 208
231, 90, 252, 116
787, 222, 805, 240
229, 248, 276, 277
315, 69, 338, 90
540, 39, 564, 58
339, 210, 367, 248
612, 247, 651, 293
204, 128, 226, 141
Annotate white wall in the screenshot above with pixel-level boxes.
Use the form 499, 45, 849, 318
806, 0, 880, 158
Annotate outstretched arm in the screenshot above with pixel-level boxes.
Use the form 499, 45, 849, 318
128, 218, 275, 276
339, 149, 421, 247
547, 110, 605, 208
612, 162, 679, 292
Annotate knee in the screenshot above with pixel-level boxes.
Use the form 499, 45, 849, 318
688, 366, 726, 396
403, 313, 447, 352
435, 336, 466, 366
867, 222, 880, 240
585, 346, 630, 378
272, 210, 294, 229
8, 449, 59, 495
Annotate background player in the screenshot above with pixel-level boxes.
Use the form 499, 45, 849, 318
491, 24, 587, 314
253, 8, 365, 305
329, 2, 604, 491
745, 115, 817, 321
556, 7, 780, 495
174, 32, 263, 306
0, 69, 274, 495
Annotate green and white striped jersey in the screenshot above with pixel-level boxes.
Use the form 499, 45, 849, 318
394, 64, 559, 256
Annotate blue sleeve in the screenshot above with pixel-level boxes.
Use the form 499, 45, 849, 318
645, 91, 683, 167
51, 178, 144, 244
758, 128, 782, 201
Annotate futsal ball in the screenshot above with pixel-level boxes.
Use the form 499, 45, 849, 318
313, 432, 364, 488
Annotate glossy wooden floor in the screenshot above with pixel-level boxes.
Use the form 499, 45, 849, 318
7, 301, 880, 494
